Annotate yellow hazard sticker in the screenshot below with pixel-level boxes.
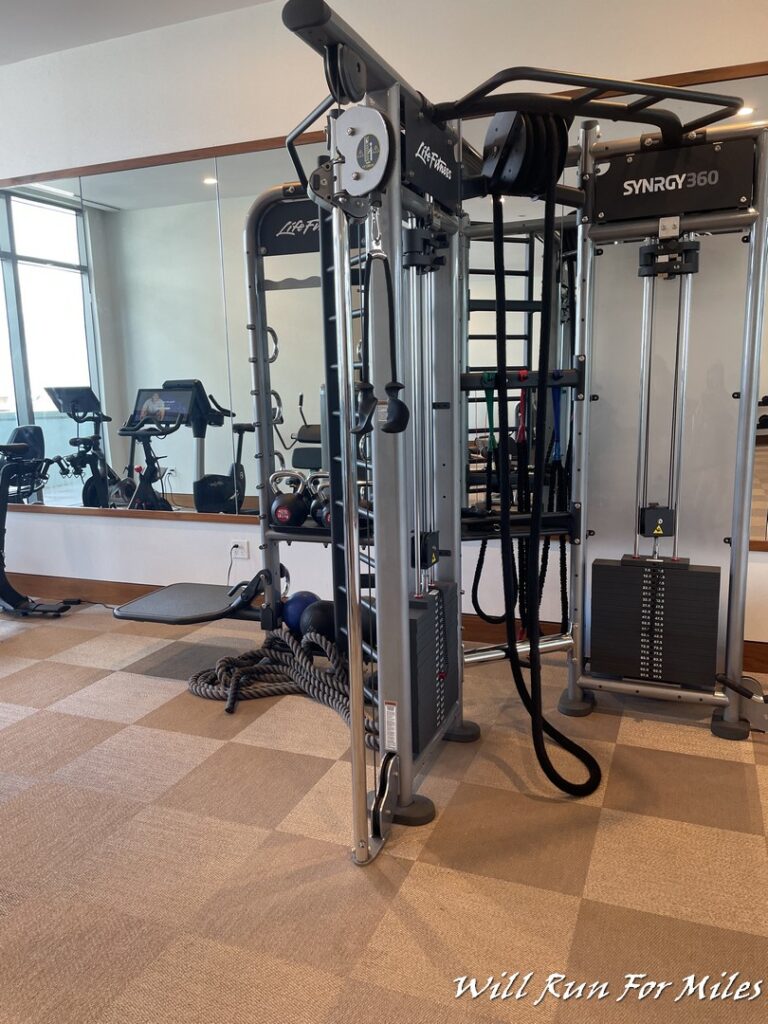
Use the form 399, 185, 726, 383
653, 524, 664, 536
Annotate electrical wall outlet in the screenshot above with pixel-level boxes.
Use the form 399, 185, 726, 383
231, 539, 250, 559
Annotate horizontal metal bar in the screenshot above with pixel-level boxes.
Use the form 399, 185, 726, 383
263, 276, 321, 291
589, 208, 758, 243
464, 633, 574, 664
469, 298, 542, 313
466, 214, 577, 240
401, 187, 460, 234
461, 368, 579, 391
579, 674, 727, 706
589, 119, 768, 160
0, 250, 87, 273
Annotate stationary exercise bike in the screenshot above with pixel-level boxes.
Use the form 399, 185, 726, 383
163, 379, 255, 514
46, 386, 136, 508
0, 426, 72, 616
119, 386, 193, 511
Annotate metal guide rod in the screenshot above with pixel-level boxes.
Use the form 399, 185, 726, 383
633, 268, 656, 556
580, 676, 729, 707
724, 128, 768, 724
566, 120, 598, 704
577, 119, 768, 163
422, 264, 437, 583
331, 201, 370, 864
670, 266, 693, 560
408, 221, 425, 596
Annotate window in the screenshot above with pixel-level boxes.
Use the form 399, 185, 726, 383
0, 192, 96, 502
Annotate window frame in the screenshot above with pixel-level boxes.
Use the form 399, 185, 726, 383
0, 190, 99, 426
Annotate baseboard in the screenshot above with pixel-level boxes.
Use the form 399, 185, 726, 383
7, 573, 155, 607
462, 614, 561, 643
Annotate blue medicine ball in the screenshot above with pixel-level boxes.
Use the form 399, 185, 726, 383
282, 590, 320, 633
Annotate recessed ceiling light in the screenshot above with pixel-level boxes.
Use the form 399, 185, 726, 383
737, 106, 754, 117
203, 176, 218, 185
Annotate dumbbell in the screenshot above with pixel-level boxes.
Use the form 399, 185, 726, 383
269, 470, 310, 527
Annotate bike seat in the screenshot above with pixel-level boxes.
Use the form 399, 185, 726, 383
295, 423, 321, 444
69, 435, 99, 450
233, 423, 256, 435
0, 443, 28, 457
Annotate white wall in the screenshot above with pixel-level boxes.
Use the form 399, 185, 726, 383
2, 0, 768, 181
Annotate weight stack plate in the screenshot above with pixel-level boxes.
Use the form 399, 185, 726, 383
590, 558, 720, 690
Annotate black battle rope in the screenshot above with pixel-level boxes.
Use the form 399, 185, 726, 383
492, 187, 600, 798
189, 626, 379, 749
471, 374, 515, 624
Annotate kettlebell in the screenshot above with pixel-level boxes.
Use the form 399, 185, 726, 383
269, 470, 310, 527
308, 474, 331, 528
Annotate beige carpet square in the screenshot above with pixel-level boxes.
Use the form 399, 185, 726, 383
0, 770, 37, 806
55, 633, 173, 671
421, 782, 602, 896
66, 804, 269, 927
234, 694, 352, 759
94, 935, 343, 1024
0, 700, 37, 730
195, 830, 409, 973
322, 979, 492, 1024
617, 710, 757, 762
160, 740, 334, 827
50, 671, 187, 724
353, 861, 580, 1023
0, 659, 106, 707
585, 808, 768, 936
54, 725, 222, 802
0, 890, 172, 1024
277, 759, 375, 846
0, 710, 122, 776
0, 654, 37, 679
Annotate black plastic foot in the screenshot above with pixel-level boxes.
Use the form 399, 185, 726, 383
392, 794, 435, 827
444, 719, 481, 743
558, 687, 596, 718
711, 707, 751, 741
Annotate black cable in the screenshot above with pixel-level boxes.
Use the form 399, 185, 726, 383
492, 187, 600, 798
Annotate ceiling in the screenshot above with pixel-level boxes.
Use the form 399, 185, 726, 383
0, 1, 273, 65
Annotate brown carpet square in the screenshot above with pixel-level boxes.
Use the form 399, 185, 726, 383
195, 831, 410, 973
0, 781, 141, 893
138, 687, 271, 740
159, 741, 334, 827
95, 935, 343, 1024
64, 804, 269, 928
421, 781, 602, 896
554, 899, 768, 1024
604, 744, 763, 833
0, 624, 96, 659
0, 891, 172, 1024
0, 659, 106, 707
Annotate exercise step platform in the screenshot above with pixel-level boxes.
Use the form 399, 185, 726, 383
115, 582, 262, 626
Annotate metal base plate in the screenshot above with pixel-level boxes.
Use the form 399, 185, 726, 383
393, 794, 436, 827
558, 687, 596, 717
443, 719, 481, 743
710, 706, 751, 741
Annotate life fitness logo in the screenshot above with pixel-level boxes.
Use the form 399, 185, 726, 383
275, 217, 319, 238
622, 169, 720, 196
414, 141, 453, 180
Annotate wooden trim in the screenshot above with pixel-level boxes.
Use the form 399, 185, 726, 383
462, 614, 561, 643
7, 572, 155, 606
750, 540, 768, 552
8, 502, 257, 526
745, 640, 768, 673
0, 131, 326, 189
638, 62, 768, 89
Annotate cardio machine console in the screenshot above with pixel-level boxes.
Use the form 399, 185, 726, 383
126, 387, 194, 429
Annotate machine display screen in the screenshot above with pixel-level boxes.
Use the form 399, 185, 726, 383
128, 388, 193, 427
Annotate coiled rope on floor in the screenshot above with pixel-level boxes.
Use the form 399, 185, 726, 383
189, 625, 379, 748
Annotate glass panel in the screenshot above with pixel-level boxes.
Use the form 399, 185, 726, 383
11, 196, 82, 265
0, 272, 16, 442
80, 158, 230, 512
215, 143, 325, 512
